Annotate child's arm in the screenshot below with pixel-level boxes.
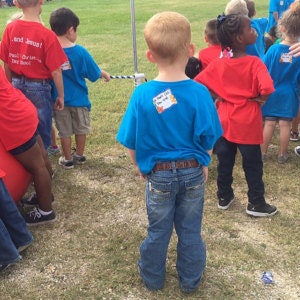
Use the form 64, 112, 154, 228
51, 67, 64, 110
3, 63, 12, 82
128, 149, 145, 180
248, 94, 270, 106
101, 70, 111, 82
203, 150, 212, 183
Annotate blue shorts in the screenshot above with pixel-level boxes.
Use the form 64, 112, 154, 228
9, 131, 38, 155
12, 77, 53, 149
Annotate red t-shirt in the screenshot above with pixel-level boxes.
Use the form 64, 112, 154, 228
0, 66, 38, 150
0, 20, 67, 79
195, 56, 274, 144
198, 44, 222, 69
0, 169, 5, 178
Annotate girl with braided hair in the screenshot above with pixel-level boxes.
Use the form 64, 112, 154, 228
195, 13, 278, 217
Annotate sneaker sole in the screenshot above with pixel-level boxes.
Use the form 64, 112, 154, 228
18, 242, 32, 253
218, 198, 234, 210
58, 161, 74, 170
246, 209, 278, 217
294, 147, 300, 157
26, 216, 57, 227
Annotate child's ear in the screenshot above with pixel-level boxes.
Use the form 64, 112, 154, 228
236, 34, 243, 44
189, 44, 195, 57
146, 49, 156, 63
279, 25, 286, 33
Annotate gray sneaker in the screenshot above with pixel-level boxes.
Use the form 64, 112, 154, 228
72, 154, 86, 165
47, 145, 61, 157
278, 153, 290, 164
58, 156, 74, 169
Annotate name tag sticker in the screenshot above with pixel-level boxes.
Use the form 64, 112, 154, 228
279, 53, 292, 63
153, 89, 177, 114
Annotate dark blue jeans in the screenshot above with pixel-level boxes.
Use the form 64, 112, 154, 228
139, 164, 206, 292
0, 179, 33, 265
215, 137, 265, 205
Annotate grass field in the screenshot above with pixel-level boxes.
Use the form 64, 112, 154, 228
0, 0, 300, 299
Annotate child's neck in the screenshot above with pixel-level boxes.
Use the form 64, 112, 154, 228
20, 7, 42, 22
231, 47, 247, 58
155, 63, 189, 82
281, 38, 299, 46
57, 36, 75, 48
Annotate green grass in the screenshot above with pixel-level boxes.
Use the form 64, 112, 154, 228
1, 0, 300, 299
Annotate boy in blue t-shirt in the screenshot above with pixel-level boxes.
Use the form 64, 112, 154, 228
117, 11, 222, 293
266, 0, 294, 32
49, 7, 110, 169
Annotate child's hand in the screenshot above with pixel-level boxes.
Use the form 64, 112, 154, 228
101, 70, 111, 82
203, 166, 208, 182
289, 42, 300, 57
53, 97, 64, 110
248, 95, 268, 106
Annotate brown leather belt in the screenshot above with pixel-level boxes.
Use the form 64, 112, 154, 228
153, 159, 199, 171
11, 72, 49, 83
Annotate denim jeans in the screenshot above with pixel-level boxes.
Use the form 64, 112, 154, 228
12, 78, 53, 149
0, 179, 33, 265
138, 164, 206, 292
215, 137, 265, 205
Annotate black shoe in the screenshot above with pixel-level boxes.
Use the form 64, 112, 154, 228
0, 264, 10, 272
20, 193, 55, 207
246, 203, 278, 217
24, 208, 57, 226
218, 196, 234, 210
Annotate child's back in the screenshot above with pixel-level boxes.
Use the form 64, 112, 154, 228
117, 11, 222, 293
195, 13, 277, 218
263, 43, 300, 117
0, 0, 67, 150
261, 2, 300, 163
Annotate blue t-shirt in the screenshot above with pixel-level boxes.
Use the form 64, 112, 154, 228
53, 44, 101, 110
117, 79, 223, 174
247, 18, 268, 58
266, 0, 294, 32
262, 43, 300, 118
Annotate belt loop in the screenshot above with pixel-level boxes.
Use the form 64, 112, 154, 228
171, 161, 176, 173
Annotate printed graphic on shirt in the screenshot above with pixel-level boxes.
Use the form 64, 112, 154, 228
153, 89, 177, 114
279, 53, 292, 63
61, 61, 71, 71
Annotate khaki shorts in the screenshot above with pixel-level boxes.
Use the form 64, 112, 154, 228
54, 107, 91, 138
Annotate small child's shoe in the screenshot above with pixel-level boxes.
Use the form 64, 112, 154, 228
58, 156, 74, 169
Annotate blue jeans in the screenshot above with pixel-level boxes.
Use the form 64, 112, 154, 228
139, 164, 206, 292
215, 137, 265, 205
0, 179, 33, 265
12, 78, 53, 149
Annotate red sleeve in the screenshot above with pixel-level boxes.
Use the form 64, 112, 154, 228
254, 59, 275, 96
